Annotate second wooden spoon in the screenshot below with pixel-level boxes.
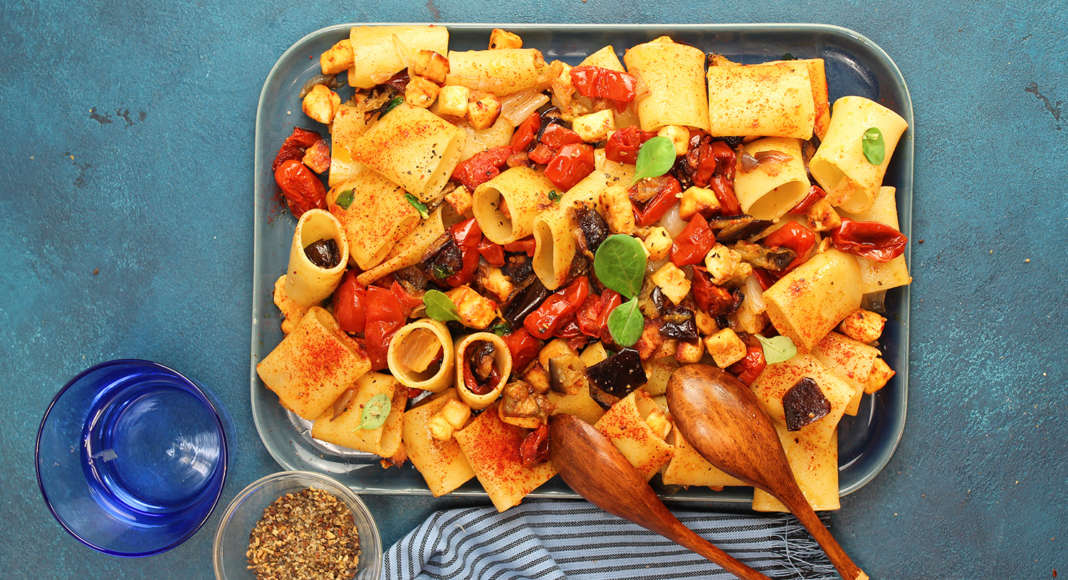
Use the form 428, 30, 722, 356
548, 413, 768, 580
667, 364, 868, 580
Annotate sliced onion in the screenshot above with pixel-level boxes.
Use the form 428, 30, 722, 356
744, 274, 766, 314
658, 204, 687, 238
500, 90, 550, 126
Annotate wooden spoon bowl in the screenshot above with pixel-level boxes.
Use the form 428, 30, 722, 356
667, 364, 868, 580
549, 414, 768, 580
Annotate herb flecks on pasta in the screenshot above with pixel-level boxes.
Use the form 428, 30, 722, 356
256, 26, 910, 513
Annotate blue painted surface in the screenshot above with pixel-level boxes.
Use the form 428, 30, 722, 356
0, 1, 1064, 578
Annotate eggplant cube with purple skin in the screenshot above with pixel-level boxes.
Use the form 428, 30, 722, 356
782, 377, 831, 431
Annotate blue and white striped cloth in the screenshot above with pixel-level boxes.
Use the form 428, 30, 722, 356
383, 501, 834, 579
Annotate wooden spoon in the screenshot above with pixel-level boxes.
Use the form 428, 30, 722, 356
548, 414, 769, 580
667, 364, 869, 580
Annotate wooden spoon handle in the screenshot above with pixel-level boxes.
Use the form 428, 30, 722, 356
780, 489, 868, 580
668, 522, 771, 580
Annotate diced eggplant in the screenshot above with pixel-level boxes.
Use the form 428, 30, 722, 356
783, 377, 831, 431
304, 239, 340, 269
658, 307, 698, 341
424, 239, 463, 281
586, 348, 647, 399
547, 354, 587, 395
711, 217, 774, 243
502, 253, 534, 283
502, 278, 549, 328
588, 383, 621, 410
394, 265, 430, 292
732, 240, 796, 271
576, 207, 609, 253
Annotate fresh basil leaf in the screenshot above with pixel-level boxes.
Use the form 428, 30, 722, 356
862, 127, 885, 165
594, 234, 647, 299
491, 321, 512, 336
607, 297, 644, 347
755, 334, 797, 365
548, 190, 561, 202
423, 289, 461, 322
334, 188, 355, 209
357, 393, 391, 430
405, 193, 430, 219
632, 136, 676, 184
381, 96, 404, 115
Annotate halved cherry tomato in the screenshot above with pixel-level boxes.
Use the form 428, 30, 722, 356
452, 146, 513, 190
528, 143, 555, 165
274, 159, 326, 218
763, 221, 817, 273
605, 126, 657, 164
477, 238, 506, 267
524, 276, 590, 339
830, 219, 908, 262
510, 112, 542, 151
544, 143, 595, 191
389, 280, 424, 312
691, 267, 737, 317
503, 238, 536, 256
728, 338, 767, 385
787, 185, 827, 215
539, 124, 583, 150
444, 218, 483, 287
686, 137, 741, 215
576, 290, 622, 338
671, 213, 716, 266
272, 127, 323, 172
333, 270, 367, 335
569, 66, 638, 104
519, 423, 550, 467
632, 175, 681, 226
503, 328, 542, 371
363, 285, 411, 370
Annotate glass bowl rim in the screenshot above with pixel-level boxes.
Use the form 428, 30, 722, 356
35, 358, 230, 557
212, 469, 383, 579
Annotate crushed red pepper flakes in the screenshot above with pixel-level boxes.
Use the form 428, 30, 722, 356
247, 488, 360, 580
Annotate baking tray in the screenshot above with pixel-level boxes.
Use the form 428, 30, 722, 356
251, 23, 912, 505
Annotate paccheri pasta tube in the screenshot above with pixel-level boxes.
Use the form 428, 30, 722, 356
387, 319, 455, 392
532, 162, 633, 290
763, 249, 863, 351
352, 103, 467, 203
472, 166, 556, 244
752, 424, 840, 512
311, 372, 407, 458
812, 331, 883, 416
347, 25, 449, 89
256, 307, 371, 421
623, 36, 710, 132
661, 428, 746, 489
454, 332, 512, 409
594, 390, 673, 481
282, 209, 349, 307
733, 137, 811, 220
750, 353, 855, 446
706, 60, 816, 139
356, 207, 446, 286
403, 390, 476, 496
446, 48, 548, 96
809, 96, 908, 214
843, 186, 912, 293
327, 171, 421, 270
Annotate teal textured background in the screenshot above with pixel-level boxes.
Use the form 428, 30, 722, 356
1, 1, 1064, 578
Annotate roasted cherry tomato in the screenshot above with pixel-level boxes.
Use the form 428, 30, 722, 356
576, 290, 622, 339
605, 126, 657, 164
444, 218, 483, 287
362, 285, 410, 370
728, 338, 767, 385
274, 159, 326, 218
477, 238, 506, 267
830, 219, 908, 262
691, 267, 737, 317
333, 270, 367, 335
523, 276, 590, 339
503, 238, 536, 257
519, 423, 550, 467
752, 268, 777, 290
539, 123, 583, 150
685, 137, 741, 215
389, 280, 424, 311
544, 143, 595, 191
632, 175, 681, 226
503, 328, 542, 371
452, 146, 513, 190
272, 127, 323, 172
671, 213, 716, 267
510, 111, 542, 151
528, 143, 555, 165
787, 185, 828, 215
763, 221, 817, 273
569, 66, 638, 104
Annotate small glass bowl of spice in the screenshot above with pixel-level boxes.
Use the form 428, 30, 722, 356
213, 471, 381, 580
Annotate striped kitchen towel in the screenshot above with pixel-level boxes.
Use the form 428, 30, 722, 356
383, 501, 835, 579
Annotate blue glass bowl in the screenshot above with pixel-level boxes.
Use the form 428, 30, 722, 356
36, 359, 229, 557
